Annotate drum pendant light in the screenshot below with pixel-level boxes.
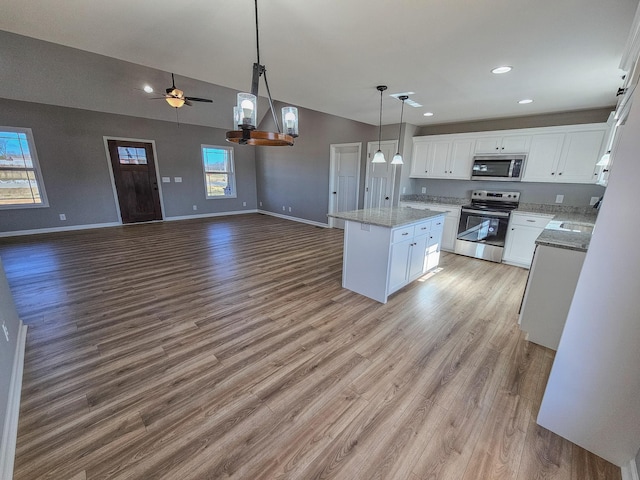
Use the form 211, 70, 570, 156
226, 0, 298, 147
391, 95, 408, 165
372, 85, 387, 163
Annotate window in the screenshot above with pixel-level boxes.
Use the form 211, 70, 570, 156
0, 127, 48, 208
202, 145, 236, 198
117, 146, 148, 165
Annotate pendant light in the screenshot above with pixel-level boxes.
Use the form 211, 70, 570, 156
391, 95, 408, 165
226, 0, 299, 147
371, 85, 387, 163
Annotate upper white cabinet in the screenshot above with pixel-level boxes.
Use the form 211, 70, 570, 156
410, 122, 608, 185
410, 137, 475, 180
475, 135, 531, 154
522, 129, 606, 183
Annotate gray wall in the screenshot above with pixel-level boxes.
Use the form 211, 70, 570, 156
0, 259, 21, 456
415, 108, 613, 136
0, 98, 257, 233
255, 102, 377, 224
402, 108, 611, 206
408, 179, 604, 207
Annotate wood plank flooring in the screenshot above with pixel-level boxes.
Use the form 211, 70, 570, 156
0, 214, 621, 480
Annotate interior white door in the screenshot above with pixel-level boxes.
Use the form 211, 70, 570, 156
329, 143, 361, 229
365, 140, 397, 209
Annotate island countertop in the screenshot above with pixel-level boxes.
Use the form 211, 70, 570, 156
328, 207, 444, 228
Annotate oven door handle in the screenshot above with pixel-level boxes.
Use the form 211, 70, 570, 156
461, 208, 511, 218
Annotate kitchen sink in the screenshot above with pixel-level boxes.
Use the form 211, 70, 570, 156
546, 220, 594, 234
559, 222, 594, 234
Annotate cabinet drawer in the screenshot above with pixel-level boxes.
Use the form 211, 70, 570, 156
392, 225, 415, 243
414, 221, 431, 237
510, 214, 552, 228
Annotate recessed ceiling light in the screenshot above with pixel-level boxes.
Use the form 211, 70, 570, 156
423, 112, 434, 117
491, 66, 512, 74
143, 85, 154, 93
518, 99, 534, 104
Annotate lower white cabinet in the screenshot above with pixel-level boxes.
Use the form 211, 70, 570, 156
502, 212, 553, 268
342, 214, 445, 303
400, 202, 460, 252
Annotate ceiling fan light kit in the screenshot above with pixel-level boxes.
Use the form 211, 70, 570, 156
226, 0, 298, 147
160, 73, 213, 109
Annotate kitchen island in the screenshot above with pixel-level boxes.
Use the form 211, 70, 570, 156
328, 207, 445, 303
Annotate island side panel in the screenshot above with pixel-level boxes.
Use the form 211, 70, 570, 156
519, 244, 586, 350
342, 220, 392, 303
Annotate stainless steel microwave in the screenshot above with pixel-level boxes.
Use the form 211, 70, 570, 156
471, 155, 526, 181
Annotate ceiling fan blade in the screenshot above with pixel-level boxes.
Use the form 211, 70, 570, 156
184, 99, 193, 107
185, 97, 213, 103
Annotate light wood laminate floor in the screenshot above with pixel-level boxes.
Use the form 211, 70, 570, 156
0, 214, 620, 480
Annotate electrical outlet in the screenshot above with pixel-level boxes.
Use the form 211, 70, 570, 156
259, 201, 263, 207
192, 205, 197, 211
421, 187, 427, 194
402, 187, 406, 194
282, 206, 286, 211
288, 207, 292, 212
590, 196, 600, 206
59, 213, 66, 221
242, 201, 247, 207
2, 324, 9, 342
555, 194, 564, 204
162, 177, 170, 183
174, 177, 182, 183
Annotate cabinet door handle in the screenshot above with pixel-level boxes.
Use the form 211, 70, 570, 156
526, 219, 535, 223
402, 232, 409, 236
558, 172, 563, 176
551, 172, 555, 175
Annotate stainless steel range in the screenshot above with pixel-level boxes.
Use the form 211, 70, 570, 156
454, 189, 520, 262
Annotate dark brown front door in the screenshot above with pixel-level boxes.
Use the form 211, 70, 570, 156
107, 140, 162, 224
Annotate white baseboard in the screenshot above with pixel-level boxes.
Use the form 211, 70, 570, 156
164, 209, 257, 221
0, 222, 120, 238
257, 210, 329, 228
0, 321, 27, 480
622, 458, 640, 480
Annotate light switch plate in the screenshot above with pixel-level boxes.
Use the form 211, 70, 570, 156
174, 177, 182, 183
162, 177, 170, 183
555, 194, 564, 204
421, 187, 427, 194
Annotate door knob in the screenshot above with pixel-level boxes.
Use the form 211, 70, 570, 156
385, 197, 389, 200
332, 192, 337, 194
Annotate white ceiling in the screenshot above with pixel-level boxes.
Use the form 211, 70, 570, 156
1, 0, 639, 127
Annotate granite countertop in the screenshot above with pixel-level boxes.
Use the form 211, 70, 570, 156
328, 207, 444, 228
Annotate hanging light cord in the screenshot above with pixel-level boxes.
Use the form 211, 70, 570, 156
397, 98, 406, 153
255, 0, 261, 66
253, 0, 282, 133
378, 89, 383, 150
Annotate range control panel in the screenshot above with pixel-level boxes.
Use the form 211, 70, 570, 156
471, 190, 520, 202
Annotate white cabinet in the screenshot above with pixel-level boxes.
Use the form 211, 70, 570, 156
522, 129, 606, 183
521, 134, 565, 182
474, 135, 531, 154
401, 202, 461, 252
502, 212, 553, 268
409, 123, 608, 185
410, 137, 475, 179
388, 219, 437, 295
341, 214, 445, 303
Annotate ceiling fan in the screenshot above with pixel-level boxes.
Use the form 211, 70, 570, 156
160, 73, 213, 108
